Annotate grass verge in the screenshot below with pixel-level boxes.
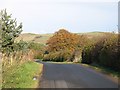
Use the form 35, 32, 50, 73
80, 63, 120, 78
47, 61, 74, 64
2, 61, 43, 88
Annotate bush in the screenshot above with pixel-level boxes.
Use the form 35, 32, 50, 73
44, 29, 88, 62
81, 45, 93, 64
43, 50, 74, 62
28, 42, 45, 59
98, 34, 119, 70
81, 33, 120, 71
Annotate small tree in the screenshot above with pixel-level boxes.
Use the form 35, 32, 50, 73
0, 9, 22, 54
0, 9, 22, 65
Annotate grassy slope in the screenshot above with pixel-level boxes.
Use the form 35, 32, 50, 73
15, 32, 107, 45
2, 61, 43, 88
15, 33, 53, 45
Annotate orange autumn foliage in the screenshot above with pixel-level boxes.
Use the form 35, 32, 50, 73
46, 29, 82, 52
44, 29, 88, 61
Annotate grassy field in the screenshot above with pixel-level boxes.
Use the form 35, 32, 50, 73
78, 32, 110, 39
15, 33, 53, 45
2, 61, 43, 88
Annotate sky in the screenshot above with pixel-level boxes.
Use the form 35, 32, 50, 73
0, 0, 119, 34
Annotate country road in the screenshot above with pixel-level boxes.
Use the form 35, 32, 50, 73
38, 62, 119, 88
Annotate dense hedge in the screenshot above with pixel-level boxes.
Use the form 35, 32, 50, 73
81, 33, 120, 71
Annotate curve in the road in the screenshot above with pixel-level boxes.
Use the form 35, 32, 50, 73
38, 62, 118, 88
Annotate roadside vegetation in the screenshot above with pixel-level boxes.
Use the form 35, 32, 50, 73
81, 63, 120, 78
81, 33, 119, 71
0, 9, 44, 88
43, 29, 119, 77
2, 61, 43, 88
81, 33, 120, 77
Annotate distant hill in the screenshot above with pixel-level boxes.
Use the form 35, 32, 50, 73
77, 32, 110, 39
15, 33, 53, 45
15, 32, 112, 45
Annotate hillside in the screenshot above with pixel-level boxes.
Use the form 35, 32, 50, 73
15, 33, 53, 45
15, 32, 112, 45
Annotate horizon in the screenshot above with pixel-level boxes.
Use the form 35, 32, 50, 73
21, 31, 117, 35
0, 0, 119, 34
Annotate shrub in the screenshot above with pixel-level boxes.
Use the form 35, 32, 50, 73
81, 45, 93, 64
81, 33, 120, 71
44, 29, 88, 62
98, 34, 119, 70
28, 42, 45, 59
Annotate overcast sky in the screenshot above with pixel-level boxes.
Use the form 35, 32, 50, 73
0, 0, 119, 34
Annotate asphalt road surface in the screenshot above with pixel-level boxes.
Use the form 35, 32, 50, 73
38, 62, 119, 88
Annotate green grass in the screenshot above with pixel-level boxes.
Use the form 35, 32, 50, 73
46, 61, 74, 64
2, 61, 43, 88
81, 63, 120, 78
